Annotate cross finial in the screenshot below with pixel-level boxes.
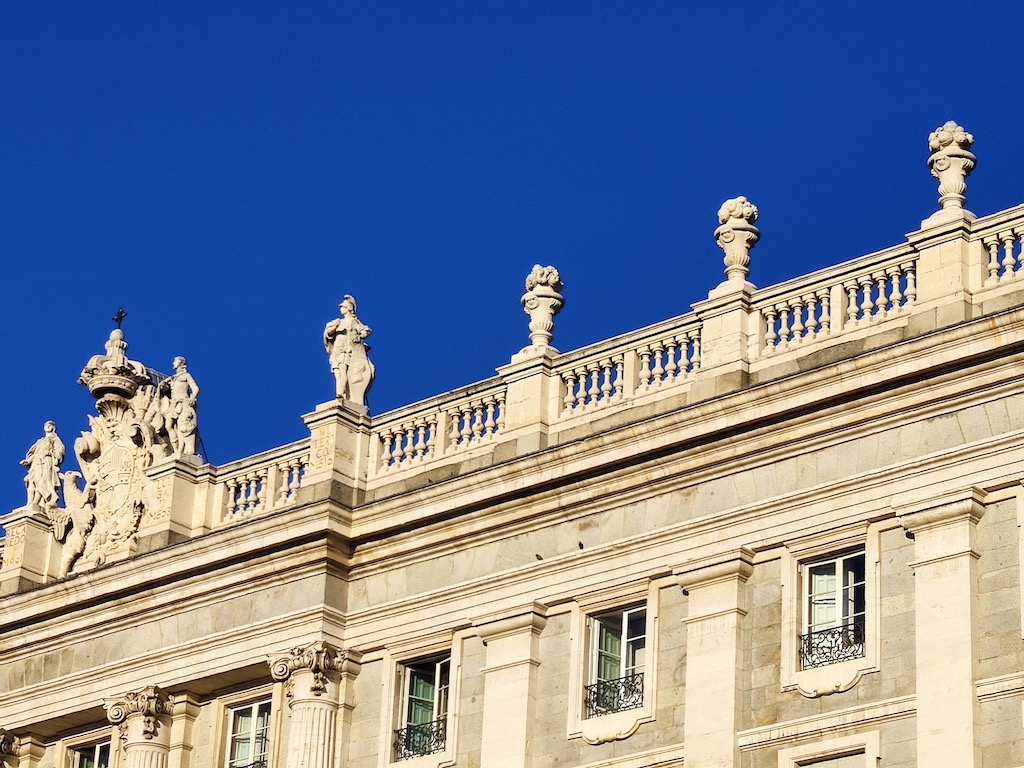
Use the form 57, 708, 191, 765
112, 307, 127, 328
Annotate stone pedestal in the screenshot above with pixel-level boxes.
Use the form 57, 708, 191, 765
677, 549, 753, 768
270, 641, 359, 768
139, 457, 209, 553
303, 402, 372, 506
104, 687, 173, 768
690, 289, 757, 401
475, 605, 547, 768
907, 215, 978, 330
899, 489, 984, 768
495, 353, 563, 455
0, 509, 58, 595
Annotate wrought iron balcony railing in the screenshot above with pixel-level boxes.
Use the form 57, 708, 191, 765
799, 622, 865, 669
393, 717, 446, 760
584, 671, 644, 718
228, 761, 267, 768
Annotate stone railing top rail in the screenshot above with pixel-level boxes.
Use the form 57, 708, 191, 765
370, 374, 507, 430
212, 437, 311, 479
551, 310, 702, 371
969, 202, 1024, 241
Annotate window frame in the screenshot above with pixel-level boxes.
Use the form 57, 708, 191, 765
776, 730, 880, 767
395, 655, 451, 761
379, 632, 464, 768
224, 697, 273, 768
585, 605, 647, 718
69, 741, 112, 768
780, 523, 881, 698
212, 684, 283, 768
58, 726, 119, 768
566, 578, 661, 744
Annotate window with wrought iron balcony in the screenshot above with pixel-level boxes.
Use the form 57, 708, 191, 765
585, 606, 646, 718
800, 551, 866, 669
394, 656, 450, 760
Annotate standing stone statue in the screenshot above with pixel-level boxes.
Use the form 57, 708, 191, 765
324, 295, 375, 405
21, 421, 65, 512
160, 356, 200, 456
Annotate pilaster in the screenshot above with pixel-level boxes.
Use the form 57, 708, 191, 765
906, 214, 979, 330
898, 488, 984, 768
677, 548, 754, 768
270, 641, 358, 768
302, 401, 371, 506
167, 693, 201, 768
474, 605, 547, 768
0, 509, 58, 595
104, 686, 173, 768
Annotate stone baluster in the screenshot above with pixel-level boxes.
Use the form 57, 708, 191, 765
270, 642, 360, 768
858, 275, 875, 321
379, 431, 395, 470
483, 400, 497, 437
874, 272, 890, 316
650, 342, 665, 386
790, 297, 805, 343
495, 392, 506, 432
817, 289, 831, 335
664, 338, 679, 380
104, 686, 173, 768
586, 365, 600, 405
763, 306, 778, 353
1001, 231, 1017, 280
613, 357, 625, 396
887, 267, 903, 314
927, 121, 976, 215
903, 262, 917, 304
638, 347, 653, 389
804, 294, 819, 339
777, 305, 791, 348
562, 371, 577, 413
459, 404, 473, 446
983, 238, 1000, 285
844, 281, 859, 327
412, 421, 427, 460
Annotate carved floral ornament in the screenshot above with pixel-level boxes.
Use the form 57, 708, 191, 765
714, 196, 760, 283
520, 264, 565, 352
269, 641, 345, 697
104, 686, 172, 741
927, 120, 976, 210
0, 730, 17, 757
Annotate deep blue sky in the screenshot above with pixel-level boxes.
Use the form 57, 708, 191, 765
2, 3, 1023, 513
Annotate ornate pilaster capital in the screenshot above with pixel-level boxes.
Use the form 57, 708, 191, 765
714, 196, 760, 285
103, 686, 172, 741
0, 729, 18, 756
269, 641, 346, 697
519, 265, 565, 356
928, 121, 976, 211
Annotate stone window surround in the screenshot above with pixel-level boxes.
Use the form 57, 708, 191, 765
780, 522, 882, 698
210, 684, 284, 768
57, 725, 119, 768
776, 730, 880, 767
377, 631, 465, 768
565, 578, 660, 745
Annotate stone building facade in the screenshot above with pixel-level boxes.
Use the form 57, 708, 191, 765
2, 122, 1024, 767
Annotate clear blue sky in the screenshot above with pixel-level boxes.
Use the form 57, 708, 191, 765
2, 2, 1022, 513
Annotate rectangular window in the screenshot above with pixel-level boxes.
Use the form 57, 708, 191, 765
71, 743, 111, 768
585, 606, 646, 717
800, 551, 866, 669
394, 656, 450, 760
226, 699, 272, 768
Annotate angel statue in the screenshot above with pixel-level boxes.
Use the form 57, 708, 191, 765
324, 295, 375, 405
21, 421, 65, 512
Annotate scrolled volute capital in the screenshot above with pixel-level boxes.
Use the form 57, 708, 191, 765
714, 196, 760, 283
927, 120, 976, 211
103, 686, 171, 740
0, 730, 17, 757
269, 641, 344, 696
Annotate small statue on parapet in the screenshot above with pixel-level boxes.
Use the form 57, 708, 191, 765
161, 356, 201, 457
21, 421, 65, 514
324, 295, 375, 406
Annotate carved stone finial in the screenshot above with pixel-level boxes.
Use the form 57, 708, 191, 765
714, 196, 760, 286
104, 686, 172, 740
519, 265, 565, 356
269, 641, 344, 697
324, 295, 375, 407
928, 121, 976, 212
79, 328, 150, 399
21, 421, 64, 515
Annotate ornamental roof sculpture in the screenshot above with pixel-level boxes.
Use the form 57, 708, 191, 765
22, 321, 202, 576
324, 294, 375, 407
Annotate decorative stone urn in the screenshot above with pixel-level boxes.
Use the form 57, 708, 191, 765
928, 121, 975, 212
714, 196, 760, 288
520, 265, 564, 354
